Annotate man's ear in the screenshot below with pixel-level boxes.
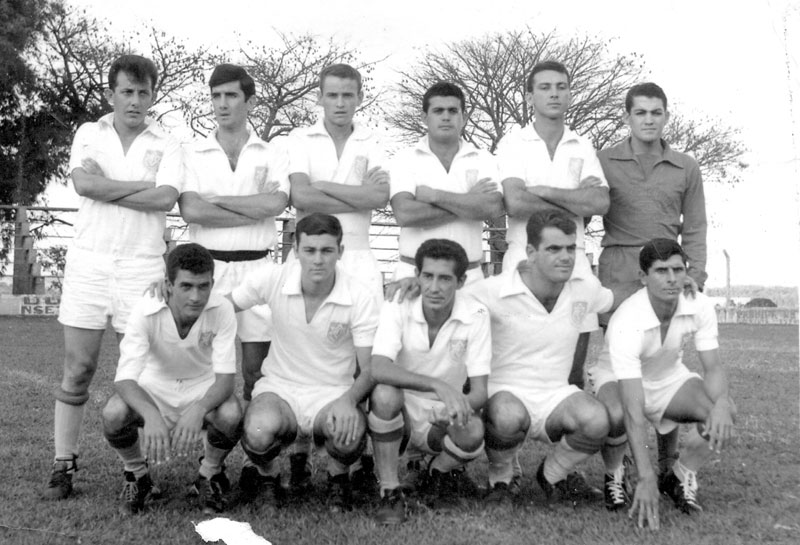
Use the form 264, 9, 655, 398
639, 269, 647, 286
104, 88, 114, 107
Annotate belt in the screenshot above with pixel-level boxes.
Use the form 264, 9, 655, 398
208, 249, 270, 262
399, 255, 481, 270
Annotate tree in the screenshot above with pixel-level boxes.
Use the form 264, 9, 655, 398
179, 31, 382, 142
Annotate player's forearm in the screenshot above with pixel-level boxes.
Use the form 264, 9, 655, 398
619, 380, 656, 478
194, 374, 235, 414
391, 199, 457, 228
113, 186, 178, 212
424, 190, 503, 220
530, 186, 609, 216
72, 170, 154, 202
290, 176, 358, 214
211, 193, 288, 220
503, 185, 568, 218
465, 375, 488, 412
372, 356, 439, 394
313, 181, 389, 210
347, 352, 376, 404
179, 194, 256, 227
115, 380, 163, 423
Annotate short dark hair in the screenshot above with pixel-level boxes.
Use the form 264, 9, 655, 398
526, 210, 576, 249
625, 82, 668, 113
166, 243, 214, 283
414, 239, 469, 279
526, 60, 570, 92
422, 81, 466, 114
108, 55, 158, 91
295, 213, 343, 246
319, 63, 362, 93
209, 63, 256, 101
639, 238, 687, 273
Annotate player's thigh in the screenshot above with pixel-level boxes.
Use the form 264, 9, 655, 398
545, 390, 609, 441
110, 256, 164, 333
662, 377, 713, 424
62, 325, 105, 378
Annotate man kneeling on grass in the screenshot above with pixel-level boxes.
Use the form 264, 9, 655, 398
102, 243, 242, 515
369, 239, 490, 524
589, 238, 736, 530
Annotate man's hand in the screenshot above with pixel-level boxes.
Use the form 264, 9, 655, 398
81, 157, 106, 177
683, 276, 699, 299
468, 178, 498, 194
384, 277, 420, 302
171, 403, 206, 457
431, 380, 472, 428
141, 415, 172, 465
628, 475, 660, 530
578, 175, 603, 189
143, 279, 168, 302
415, 185, 436, 204
704, 397, 736, 453
326, 395, 361, 446
364, 166, 390, 186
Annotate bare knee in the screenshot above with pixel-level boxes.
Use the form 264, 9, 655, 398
575, 401, 610, 440
209, 396, 242, 435
449, 416, 485, 452
486, 391, 529, 436
102, 395, 134, 434
243, 407, 286, 451
370, 384, 403, 418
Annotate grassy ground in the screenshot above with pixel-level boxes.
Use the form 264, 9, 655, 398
0, 317, 797, 545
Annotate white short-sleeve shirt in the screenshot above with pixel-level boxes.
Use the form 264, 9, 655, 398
390, 137, 501, 262
68, 113, 182, 258
371, 293, 491, 400
466, 265, 613, 392
496, 125, 607, 254
115, 292, 237, 384
597, 288, 719, 382
231, 262, 378, 387
182, 130, 289, 251
286, 119, 387, 252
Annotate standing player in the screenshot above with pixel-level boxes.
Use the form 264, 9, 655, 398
101, 243, 241, 515
46, 55, 182, 499
589, 239, 734, 529
179, 63, 289, 403
390, 81, 503, 286
231, 214, 378, 512
368, 239, 490, 524
467, 211, 613, 505
497, 60, 609, 391
597, 82, 708, 482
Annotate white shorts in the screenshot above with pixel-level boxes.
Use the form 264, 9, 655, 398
251, 377, 350, 437
587, 362, 701, 434
392, 259, 485, 286
403, 392, 446, 455
58, 246, 164, 333
488, 382, 582, 444
213, 258, 275, 342
502, 248, 599, 333
138, 373, 216, 429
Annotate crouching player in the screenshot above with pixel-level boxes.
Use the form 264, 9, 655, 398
368, 239, 490, 524
231, 214, 378, 512
589, 239, 735, 529
467, 211, 614, 505
102, 243, 242, 515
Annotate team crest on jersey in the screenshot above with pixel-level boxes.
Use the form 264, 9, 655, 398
254, 166, 269, 192
143, 150, 163, 171
571, 301, 588, 327
199, 330, 216, 350
327, 322, 349, 343
449, 339, 467, 360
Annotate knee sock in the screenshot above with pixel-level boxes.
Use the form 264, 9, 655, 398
54, 401, 86, 463
368, 412, 404, 494
678, 425, 713, 474
487, 445, 518, 487
199, 426, 237, 479
544, 436, 593, 484
430, 435, 484, 474
601, 433, 628, 474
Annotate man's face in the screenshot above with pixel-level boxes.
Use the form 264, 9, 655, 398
319, 76, 362, 128
296, 233, 343, 285
641, 253, 686, 305
625, 95, 669, 145
526, 226, 576, 283
526, 70, 571, 120
167, 269, 213, 324
105, 71, 154, 131
422, 95, 466, 144
211, 80, 252, 131
417, 257, 464, 314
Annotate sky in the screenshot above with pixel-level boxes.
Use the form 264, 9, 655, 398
53, 0, 799, 288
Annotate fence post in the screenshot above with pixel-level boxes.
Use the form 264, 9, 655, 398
12, 206, 37, 295
280, 218, 295, 263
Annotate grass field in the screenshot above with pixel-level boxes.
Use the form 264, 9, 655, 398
0, 317, 798, 545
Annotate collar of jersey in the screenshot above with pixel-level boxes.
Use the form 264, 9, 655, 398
140, 291, 224, 317
605, 137, 685, 169
306, 118, 372, 141
409, 292, 477, 325
194, 129, 266, 153
97, 112, 163, 139
281, 261, 353, 306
